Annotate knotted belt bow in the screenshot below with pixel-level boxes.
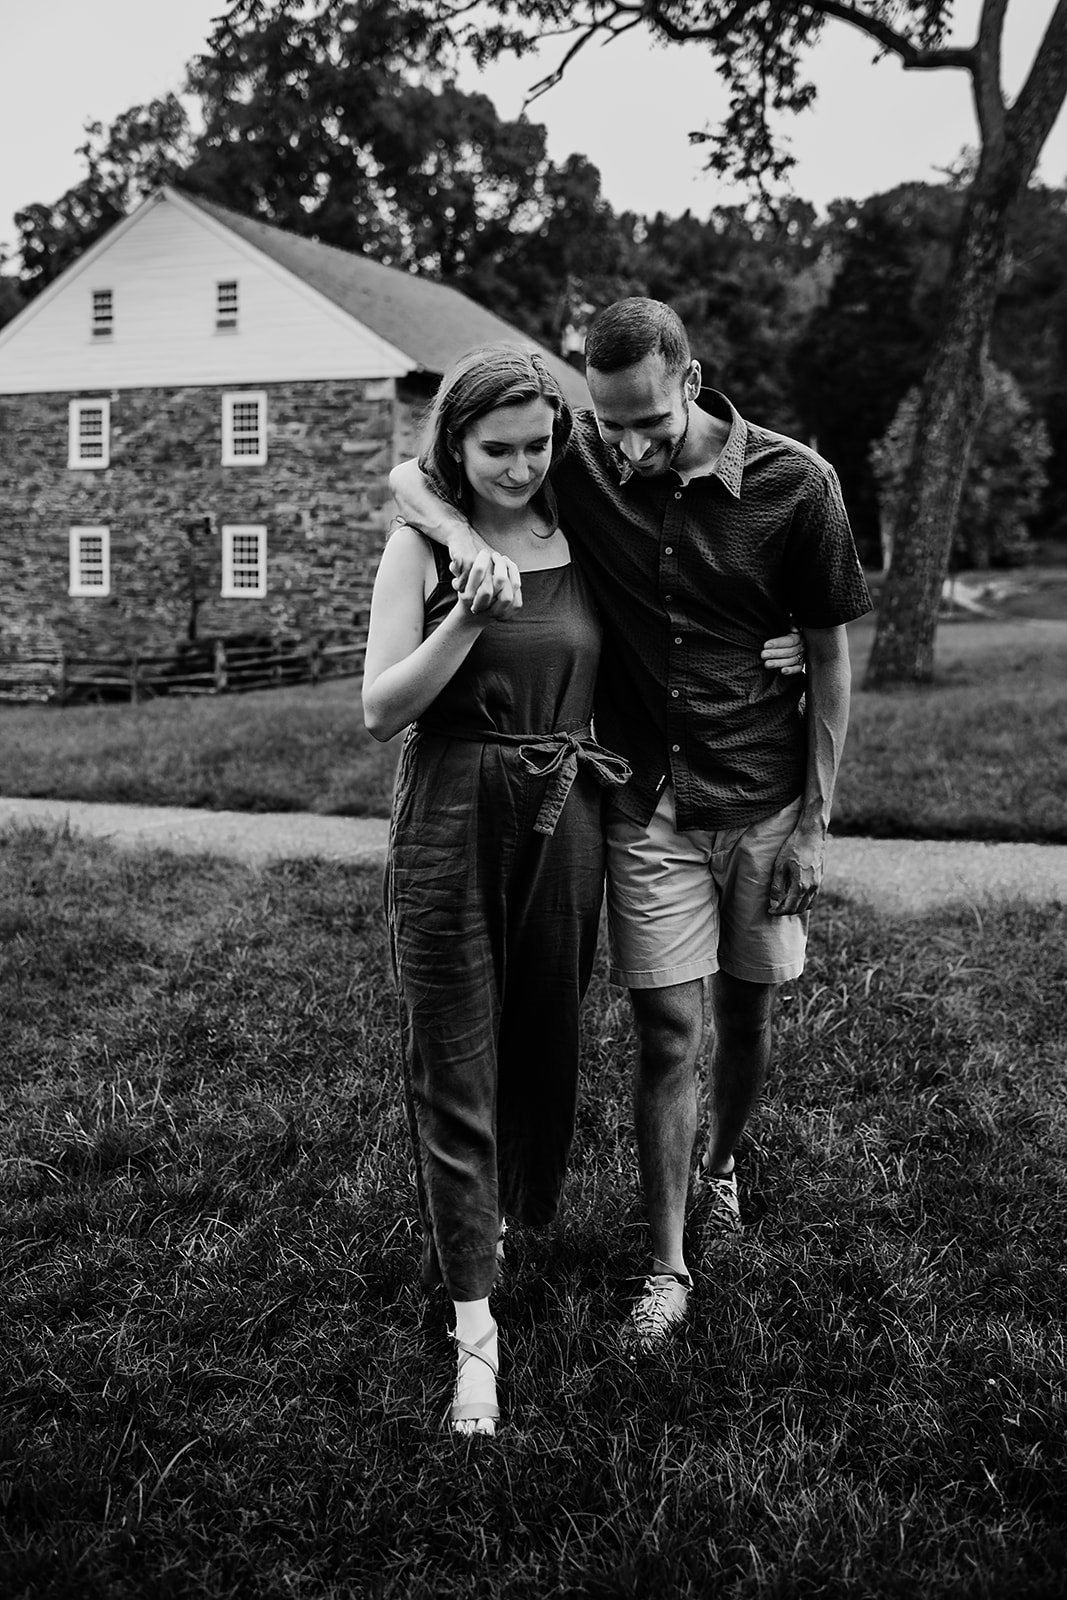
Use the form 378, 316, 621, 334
426, 722, 631, 836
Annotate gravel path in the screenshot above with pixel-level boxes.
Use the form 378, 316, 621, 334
2, 796, 1066, 915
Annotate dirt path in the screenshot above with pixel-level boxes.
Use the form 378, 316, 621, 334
3, 796, 1066, 915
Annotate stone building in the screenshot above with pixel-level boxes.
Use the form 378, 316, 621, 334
0, 185, 587, 662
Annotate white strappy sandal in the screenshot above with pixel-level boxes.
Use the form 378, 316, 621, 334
451, 1323, 499, 1437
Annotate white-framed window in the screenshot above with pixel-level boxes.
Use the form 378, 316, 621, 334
216, 279, 239, 331
221, 525, 267, 599
91, 289, 113, 338
68, 399, 111, 469
222, 390, 267, 465
69, 526, 111, 596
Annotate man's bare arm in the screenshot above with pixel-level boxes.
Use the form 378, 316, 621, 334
768, 624, 852, 916
389, 458, 522, 613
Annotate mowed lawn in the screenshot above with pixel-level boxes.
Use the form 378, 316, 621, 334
3, 572, 1067, 841
2, 828, 1065, 1597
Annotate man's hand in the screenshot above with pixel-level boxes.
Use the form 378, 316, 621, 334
768, 826, 825, 916
389, 458, 524, 615
451, 543, 523, 616
761, 629, 805, 675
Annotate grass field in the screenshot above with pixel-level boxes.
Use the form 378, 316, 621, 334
3, 828, 1065, 1597
3, 573, 1066, 843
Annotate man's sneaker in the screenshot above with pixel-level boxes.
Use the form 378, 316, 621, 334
693, 1162, 742, 1237
620, 1271, 692, 1353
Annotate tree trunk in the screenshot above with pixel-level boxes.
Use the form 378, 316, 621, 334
865, 0, 1067, 687
863, 167, 1009, 686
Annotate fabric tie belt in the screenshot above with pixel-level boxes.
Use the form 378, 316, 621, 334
421, 722, 631, 836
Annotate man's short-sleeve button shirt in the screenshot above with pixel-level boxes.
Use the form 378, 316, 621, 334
553, 389, 872, 830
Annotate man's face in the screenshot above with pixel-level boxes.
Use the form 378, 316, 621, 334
586, 352, 696, 477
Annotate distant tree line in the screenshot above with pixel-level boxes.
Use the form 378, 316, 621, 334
2, 0, 1064, 570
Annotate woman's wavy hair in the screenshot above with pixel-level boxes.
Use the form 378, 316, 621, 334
418, 344, 574, 525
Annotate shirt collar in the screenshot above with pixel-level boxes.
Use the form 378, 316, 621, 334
608, 387, 748, 499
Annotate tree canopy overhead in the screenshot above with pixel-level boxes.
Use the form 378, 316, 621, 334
438, 0, 1067, 685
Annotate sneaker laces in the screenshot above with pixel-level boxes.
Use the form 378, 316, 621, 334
628, 1271, 691, 1346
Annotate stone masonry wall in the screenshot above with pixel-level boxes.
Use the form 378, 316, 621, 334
0, 377, 407, 658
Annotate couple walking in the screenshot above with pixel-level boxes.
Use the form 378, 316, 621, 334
361, 297, 872, 1437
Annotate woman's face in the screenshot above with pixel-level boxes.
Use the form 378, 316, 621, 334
458, 397, 555, 514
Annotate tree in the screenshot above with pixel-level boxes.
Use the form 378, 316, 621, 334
791, 184, 963, 562
187, 0, 630, 312
471, 153, 641, 346
872, 365, 1051, 571
633, 203, 824, 434
795, 177, 1067, 561
0, 270, 23, 330
444, 0, 1067, 685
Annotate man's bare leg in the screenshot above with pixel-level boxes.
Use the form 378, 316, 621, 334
629, 978, 704, 1278
702, 971, 777, 1179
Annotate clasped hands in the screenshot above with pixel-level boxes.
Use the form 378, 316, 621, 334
450, 541, 523, 621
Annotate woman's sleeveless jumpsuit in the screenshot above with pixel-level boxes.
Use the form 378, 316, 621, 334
385, 546, 627, 1301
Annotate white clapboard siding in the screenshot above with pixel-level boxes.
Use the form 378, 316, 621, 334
0, 190, 413, 394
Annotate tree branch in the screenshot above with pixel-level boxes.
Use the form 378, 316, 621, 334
1005, 0, 1067, 159
632, 0, 976, 70
781, 2, 974, 71
522, 16, 618, 102
970, 0, 1009, 149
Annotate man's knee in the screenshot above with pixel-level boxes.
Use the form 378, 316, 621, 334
712, 971, 777, 1044
629, 980, 705, 1075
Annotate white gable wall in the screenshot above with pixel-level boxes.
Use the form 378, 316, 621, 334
0, 192, 413, 394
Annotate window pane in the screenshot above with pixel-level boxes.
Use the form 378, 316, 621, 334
92, 290, 113, 335
217, 280, 238, 324
79, 408, 104, 458
78, 536, 105, 586
230, 532, 262, 590
230, 401, 261, 454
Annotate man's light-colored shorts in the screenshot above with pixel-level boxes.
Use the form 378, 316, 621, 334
606, 787, 808, 989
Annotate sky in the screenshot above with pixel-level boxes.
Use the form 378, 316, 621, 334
2, 0, 1066, 263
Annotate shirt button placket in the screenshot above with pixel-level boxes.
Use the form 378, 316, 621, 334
663, 490, 685, 788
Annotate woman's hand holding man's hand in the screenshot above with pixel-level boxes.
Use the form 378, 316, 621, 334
450, 540, 523, 622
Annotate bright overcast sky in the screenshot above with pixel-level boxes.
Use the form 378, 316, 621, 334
2, 0, 1065, 261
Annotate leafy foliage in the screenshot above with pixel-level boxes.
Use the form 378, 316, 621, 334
0, 270, 23, 330
792, 184, 961, 560
872, 367, 1051, 570
183, 0, 550, 277
445, 0, 958, 204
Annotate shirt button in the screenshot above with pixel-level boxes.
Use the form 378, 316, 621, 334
674, 492, 682, 500
671, 690, 679, 698
674, 637, 682, 644
664, 547, 673, 555
672, 744, 680, 752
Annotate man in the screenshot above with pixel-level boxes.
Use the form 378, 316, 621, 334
389, 299, 871, 1350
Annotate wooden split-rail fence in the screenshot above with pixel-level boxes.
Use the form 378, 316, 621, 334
0, 632, 367, 705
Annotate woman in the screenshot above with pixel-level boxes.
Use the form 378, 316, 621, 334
362, 346, 801, 1437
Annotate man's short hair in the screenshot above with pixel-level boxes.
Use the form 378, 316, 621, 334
585, 298, 691, 377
